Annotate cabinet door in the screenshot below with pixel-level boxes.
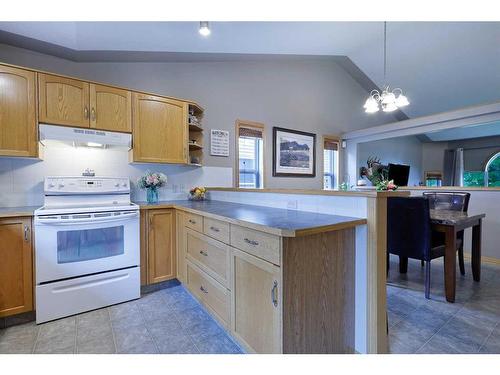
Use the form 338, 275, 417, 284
0, 65, 37, 157
147, 209, 176, 284
38, 73, 90, 128
132, 93, 187, 164
90, 84, 131, 133
231, 248, 281, 353
0, 218, 33, 317
176, 210, 187, 283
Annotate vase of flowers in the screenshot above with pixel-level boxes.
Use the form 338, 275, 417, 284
137, 171, 167, 204
375, 179, 398, 191
189, 186, 206, 201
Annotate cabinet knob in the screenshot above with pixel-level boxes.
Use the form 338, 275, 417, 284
189, 219, 196, 224
199, 250, 208, 257
84, 106, 89, 119
200, 285, 208, 294
91, 107, 96, 121
210, 226, 220, 233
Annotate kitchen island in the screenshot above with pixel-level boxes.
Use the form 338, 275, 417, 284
138, 199, 366, 353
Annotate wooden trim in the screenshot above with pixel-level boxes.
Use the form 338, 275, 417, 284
235, 119, 266, 189
463, 252, 500, 266
366, 196, 388, 353
0, 61, 202, 110
208, 187, 410, 197
321, 135, 342, 190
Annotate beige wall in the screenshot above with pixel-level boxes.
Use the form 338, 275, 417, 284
0, 43, 398, 189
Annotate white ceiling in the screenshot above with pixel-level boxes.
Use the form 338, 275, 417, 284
0, 21, 499, 119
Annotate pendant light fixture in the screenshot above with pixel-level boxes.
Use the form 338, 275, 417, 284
199, 21, 211, 36
364, 22, 409, 113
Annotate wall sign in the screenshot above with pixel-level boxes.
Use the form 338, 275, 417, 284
210, 129, 230, 157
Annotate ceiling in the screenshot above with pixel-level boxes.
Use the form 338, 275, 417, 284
0, 21, 499, 119
424, 122, 500, 142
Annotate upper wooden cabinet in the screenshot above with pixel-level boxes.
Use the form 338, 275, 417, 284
131, 93, 187, 164
0, 217, 33, 318
38, 73, 90, 128
90, 84, 132, 132
0, 65, 38, 157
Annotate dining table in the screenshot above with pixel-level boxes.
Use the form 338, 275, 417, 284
430, 209, 486, 303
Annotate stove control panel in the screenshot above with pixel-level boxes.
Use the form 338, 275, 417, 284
44, 177, 130, 195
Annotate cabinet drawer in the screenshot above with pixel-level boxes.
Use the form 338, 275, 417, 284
184, 212, 203, 232
186, 228, 230, 287
186, 262, 230, 326
203, 217, 230, 244
230, 225, 281, 265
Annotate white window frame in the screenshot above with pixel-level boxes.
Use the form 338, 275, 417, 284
235, 120, 266, 189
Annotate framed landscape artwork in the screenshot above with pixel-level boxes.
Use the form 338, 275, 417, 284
272, 127, 316, 177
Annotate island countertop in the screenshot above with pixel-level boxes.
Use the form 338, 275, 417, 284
137, 199, 367, 237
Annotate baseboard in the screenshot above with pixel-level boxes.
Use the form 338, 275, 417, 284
463, 251, 500, 266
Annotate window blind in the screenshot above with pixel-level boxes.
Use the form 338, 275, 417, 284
324, 139, 338, 151
239, 126, 263, 139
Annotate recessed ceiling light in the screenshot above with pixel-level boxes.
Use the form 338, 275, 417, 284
199, 21, 211, 37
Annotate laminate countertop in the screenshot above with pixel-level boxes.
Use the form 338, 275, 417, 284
138, 200, 367, 237
0, 206, 40, 218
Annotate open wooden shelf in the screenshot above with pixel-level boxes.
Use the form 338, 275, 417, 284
187, 103, 204, 166
188, 143, 203, 150
189, 123, 203, 132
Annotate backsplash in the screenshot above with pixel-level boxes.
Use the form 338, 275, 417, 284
0, 143, 232, 207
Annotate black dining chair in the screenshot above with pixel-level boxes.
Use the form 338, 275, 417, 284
387, 197, 462, 299
422, 192, 471, 275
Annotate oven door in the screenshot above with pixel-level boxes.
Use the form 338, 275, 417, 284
34, 210, 140, 284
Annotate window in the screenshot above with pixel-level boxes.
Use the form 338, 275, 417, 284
485, 151, 500, 187
323, 136, 340, 190
462, 151, 500, 187
236, 120, 265, 189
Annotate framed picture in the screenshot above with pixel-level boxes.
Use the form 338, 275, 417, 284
273, 127, 316, 177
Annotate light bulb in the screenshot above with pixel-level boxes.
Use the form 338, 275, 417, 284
382, 102, 398, 112
363, 96, 378, 109
381, 91, 396, 105
365, 104, 380, 113
199, 21, 211, 36
395, 93, 409, 107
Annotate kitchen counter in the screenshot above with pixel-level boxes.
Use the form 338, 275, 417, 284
0, 206, 40, 218
137, 199, 367, 237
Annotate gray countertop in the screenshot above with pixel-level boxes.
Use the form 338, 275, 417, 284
138, 200, 367, 237
0, 206, 40, 218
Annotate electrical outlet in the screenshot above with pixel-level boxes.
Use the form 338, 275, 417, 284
287, 200, 298, 210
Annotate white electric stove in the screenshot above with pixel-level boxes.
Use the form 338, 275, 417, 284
34, 176, 140, 323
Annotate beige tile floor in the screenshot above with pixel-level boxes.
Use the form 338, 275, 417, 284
0, 285, 243, 354
387, 255, 500, 353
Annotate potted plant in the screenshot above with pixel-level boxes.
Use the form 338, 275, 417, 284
375, 179, 398, 191
137, 171, 167, 204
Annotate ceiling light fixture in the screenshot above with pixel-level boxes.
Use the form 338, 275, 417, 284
199, 21, 211, 37
364, 22, 409, 113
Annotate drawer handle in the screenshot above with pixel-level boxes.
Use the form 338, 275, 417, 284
200, 285, 208, 294
271, 280, 278, 307
188, 219, 197, 224
209, 226, 220, 233
199, 250, 208, 257
244, 238, 259, 246
24, 225, 30, 242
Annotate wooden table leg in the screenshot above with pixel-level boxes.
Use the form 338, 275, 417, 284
444, 227, 457, 303
472, 219, 482, 282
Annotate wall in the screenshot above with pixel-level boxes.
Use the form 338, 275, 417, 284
0, 43, 398, 191
449, 135, 500, 171
0, 143, 232, 207
421, 141, 448, 174
356, 135, 423, 186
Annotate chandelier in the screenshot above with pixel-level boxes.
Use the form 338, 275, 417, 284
364, 22, 409, 113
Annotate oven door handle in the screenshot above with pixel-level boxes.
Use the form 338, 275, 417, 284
35, 211, 139, 225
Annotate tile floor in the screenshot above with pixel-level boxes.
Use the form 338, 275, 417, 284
0, 284, 243, 354
387, 254, 500, 354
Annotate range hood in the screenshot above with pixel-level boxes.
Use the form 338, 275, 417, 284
39, 124, 132, 149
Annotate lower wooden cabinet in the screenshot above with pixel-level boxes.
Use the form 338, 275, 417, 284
0, 217, 33, 318
140, 209, 176, 285
231, 248, 282, 354
176, 210, 187, 283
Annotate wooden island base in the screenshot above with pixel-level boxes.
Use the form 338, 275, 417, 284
282, 228, 355, 354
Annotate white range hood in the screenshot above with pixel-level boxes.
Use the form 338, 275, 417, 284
39, 124, 132, 148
